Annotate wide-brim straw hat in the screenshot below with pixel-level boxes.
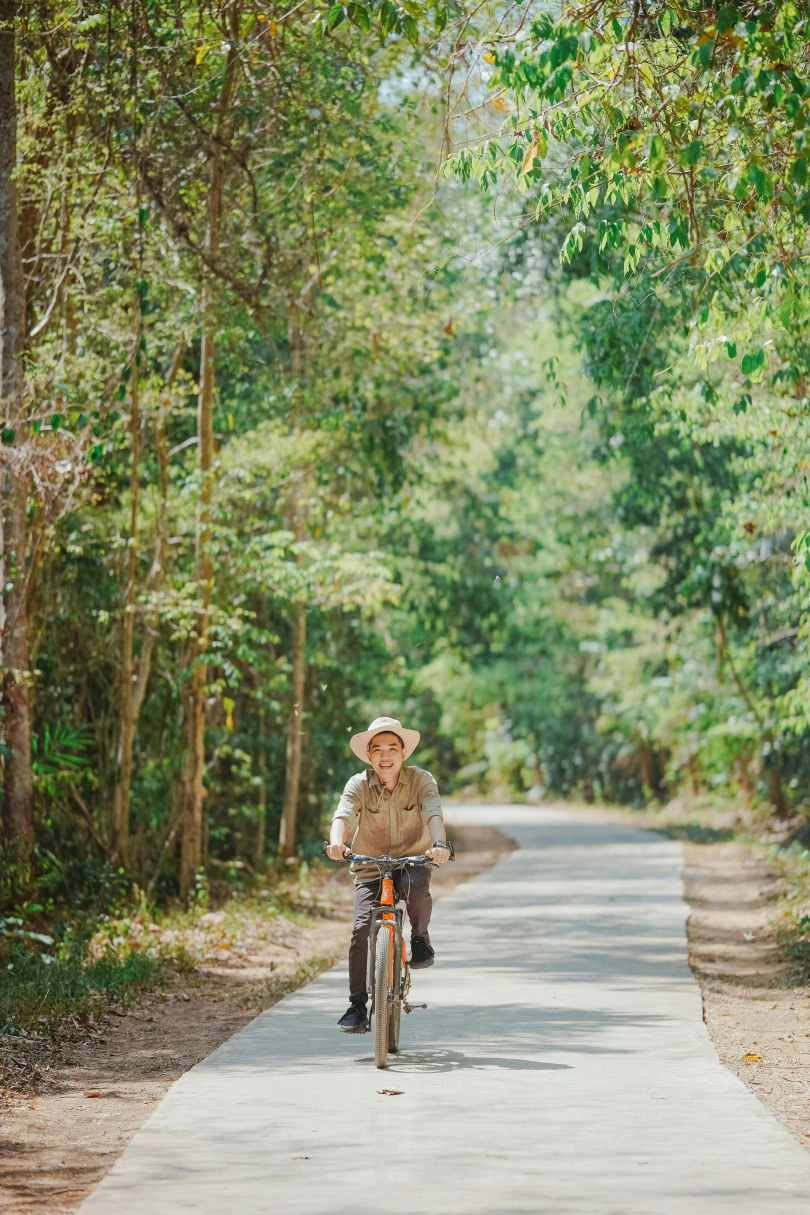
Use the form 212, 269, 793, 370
350, 716, 420, 763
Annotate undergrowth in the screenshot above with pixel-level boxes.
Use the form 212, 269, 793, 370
771, 841, 810, 986
0, 855, 338, 1038
1, 947, 161, 1036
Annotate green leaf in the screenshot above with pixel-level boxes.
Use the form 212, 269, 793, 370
683, 139, 704, 167
327, 4, 345, 30
401, 14, 419, 44
746, 162, 773, 201
77, 12, 106, 31
435, 5, 446, 33
716, 5, 740, 36
792, 158, 807, 186
726, 341, 737, 359
2, 427, 14, 445
50, 414, 63, 431
649, 134, 666, 172
379, 0, 398, 36
347, 3, 370, 32
741, 350, 765, 375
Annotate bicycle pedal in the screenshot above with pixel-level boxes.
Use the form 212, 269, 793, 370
404, 1002, 427, 1013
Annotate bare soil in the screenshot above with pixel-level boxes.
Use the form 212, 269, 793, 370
0, 824, 515, 1215
683, 840, 810, 1151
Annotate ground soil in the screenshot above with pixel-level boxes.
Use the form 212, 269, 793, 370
0, 824, 515, 1215
683, 840, 810, 1152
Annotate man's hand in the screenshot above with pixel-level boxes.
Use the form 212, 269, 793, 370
427, 844, 450, 864
325, 842, 350, 861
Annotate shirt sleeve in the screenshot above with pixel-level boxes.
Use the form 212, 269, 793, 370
418, 770, 444, 834
333, 774, 363, 825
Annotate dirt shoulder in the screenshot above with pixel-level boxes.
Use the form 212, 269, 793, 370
0, 824, 514, 1215
683, 839, 810, 1151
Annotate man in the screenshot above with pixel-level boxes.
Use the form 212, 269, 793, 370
326, 716, 451, 1033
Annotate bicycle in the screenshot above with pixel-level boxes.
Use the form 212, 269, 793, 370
323, 846, 454, 1069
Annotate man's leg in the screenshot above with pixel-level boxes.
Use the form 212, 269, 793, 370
347, 880, 379, 1003
397, 867, 434, 968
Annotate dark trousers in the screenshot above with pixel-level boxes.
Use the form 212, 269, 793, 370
348, 866, 432, 1003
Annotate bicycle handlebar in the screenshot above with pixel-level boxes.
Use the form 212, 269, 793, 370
321, 844, 454, 865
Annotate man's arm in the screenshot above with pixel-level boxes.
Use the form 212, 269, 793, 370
326, 817, 350, 860
325, 776, 361, 860
420, 772, 450, 864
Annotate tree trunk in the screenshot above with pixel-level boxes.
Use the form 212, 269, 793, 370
113, 339, 183, 861
112, 357, 140, 863
768, 766, 790, 821
254, 710, 266, 873
179, 25, 240, 899
179, 294, 216, 900
279, 604, 306, 858
0, 4, 33, 856
638, 740, 652, 795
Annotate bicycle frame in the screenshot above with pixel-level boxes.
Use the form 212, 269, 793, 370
366, 867, 410, 1019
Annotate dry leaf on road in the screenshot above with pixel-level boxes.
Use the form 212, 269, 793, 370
377, 1089, 404, 1096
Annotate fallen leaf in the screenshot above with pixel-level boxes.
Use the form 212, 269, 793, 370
84, 1091, 102, 1098
743, 932, 757, 941
377, 1088, 404, 1096
742, 1053, 762, 1063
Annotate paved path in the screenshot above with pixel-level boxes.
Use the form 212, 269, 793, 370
81, 806, 810, 1214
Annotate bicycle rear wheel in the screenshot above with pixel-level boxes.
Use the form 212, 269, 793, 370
374, 931, 391, 1069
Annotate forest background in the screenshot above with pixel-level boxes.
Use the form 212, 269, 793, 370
2, 0, 810, 972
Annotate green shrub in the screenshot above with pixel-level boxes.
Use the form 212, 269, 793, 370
1, 946, 160, 1035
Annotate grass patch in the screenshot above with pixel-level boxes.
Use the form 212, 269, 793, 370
1, 947, 162, 1036
769, 840, 810, 986
656, 823, 737, 845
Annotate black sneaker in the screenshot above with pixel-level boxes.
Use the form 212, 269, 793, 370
409, 935, 435, 969
338, 1001, 368, 1033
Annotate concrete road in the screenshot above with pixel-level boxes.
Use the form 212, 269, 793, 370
80, 806, 810, 1214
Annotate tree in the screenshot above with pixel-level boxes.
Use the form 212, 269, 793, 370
0, 0, 33, 859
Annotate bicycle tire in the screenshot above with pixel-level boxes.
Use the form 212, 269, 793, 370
374, 930, 391, 1069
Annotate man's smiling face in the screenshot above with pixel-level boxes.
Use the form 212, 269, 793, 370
367, 732, 405, 788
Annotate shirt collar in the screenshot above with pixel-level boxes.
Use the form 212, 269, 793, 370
367, 766, 409, 792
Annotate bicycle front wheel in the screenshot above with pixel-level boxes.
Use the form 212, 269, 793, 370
373, 930, 391, 1069
388, 998, 401, 1053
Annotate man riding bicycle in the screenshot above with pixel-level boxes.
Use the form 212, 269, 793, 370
326, 716, 451, 1033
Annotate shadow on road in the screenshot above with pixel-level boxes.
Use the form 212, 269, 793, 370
355, 1047, 572, 1073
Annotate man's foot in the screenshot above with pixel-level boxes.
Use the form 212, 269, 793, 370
338, 1001, 368, 1033
409, 935, 435, 969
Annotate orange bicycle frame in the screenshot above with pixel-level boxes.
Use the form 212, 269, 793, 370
379, 877, 396, 994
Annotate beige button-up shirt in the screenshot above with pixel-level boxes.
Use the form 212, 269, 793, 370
332, 765, 445, 883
